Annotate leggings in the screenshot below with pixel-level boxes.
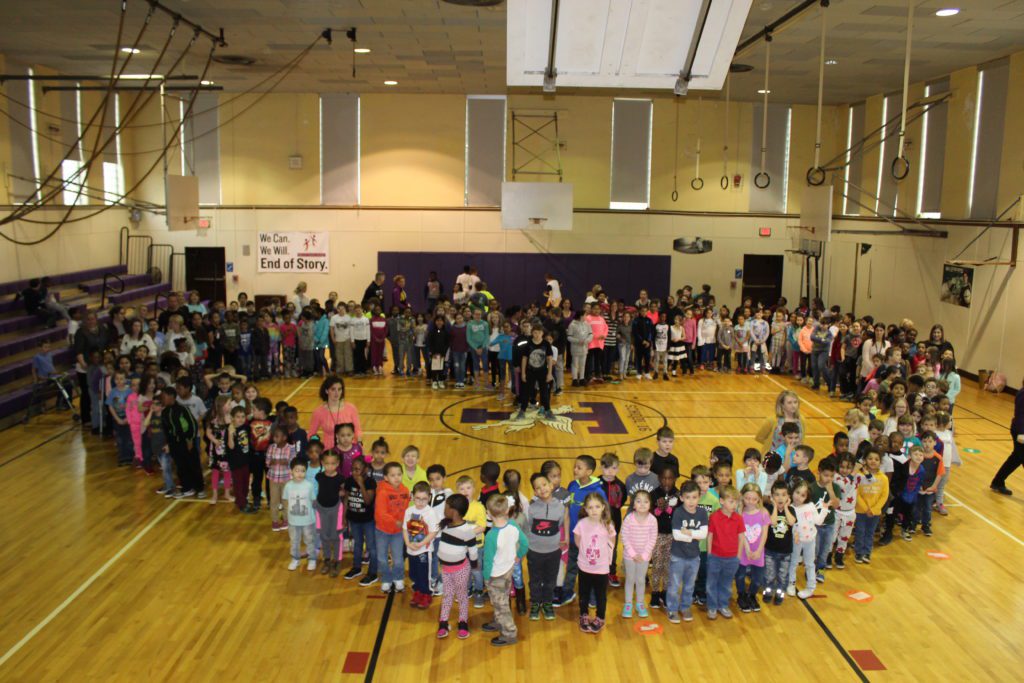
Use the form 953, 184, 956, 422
577, 571, 608, 619
618, 345, 631, 377
681, 343, 695, 374
649, 534, 672, 592
571, 349, 587, 380
489, 351, 500, 385
230, 465, 249, 510
269, 481, 286, 524
789, 539, 816, 591
440, 560, 471, 624
623, 557, 649, 607
316, 502, 342, 562
211, 466, 233, 492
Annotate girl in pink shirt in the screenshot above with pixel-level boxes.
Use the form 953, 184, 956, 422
620, 490, 658, 619
574, 492, 616, 634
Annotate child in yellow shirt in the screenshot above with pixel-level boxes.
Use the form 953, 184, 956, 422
853, 447, 889, 564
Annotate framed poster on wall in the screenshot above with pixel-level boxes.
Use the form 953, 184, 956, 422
940, 263, 973, 308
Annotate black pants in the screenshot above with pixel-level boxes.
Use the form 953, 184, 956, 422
353, 340, 368, 374
249, 451, 266, 504
77, 371, 90, 424
527, 549, 561, 605
680, 343, 695, 374
578, 571, 608, 619
585, 348, 603, 380
635, 345, 651, 375
717, 348, 731, 370
992, 433, 1024, 488
519, 371, 551, 411
171, 442, 204, 493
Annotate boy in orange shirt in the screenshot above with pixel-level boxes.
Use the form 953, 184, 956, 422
916, 431, 946, 537
375, 462, 411, 593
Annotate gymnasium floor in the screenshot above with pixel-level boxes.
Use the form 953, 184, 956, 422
0, 371, 1020, 682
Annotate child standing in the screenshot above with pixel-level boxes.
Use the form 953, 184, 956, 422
279, 315, 298, 378
527, 473, 567, 621
854, 448, 889, 563
651, 427, 680, 477
266, 427, 295, 531
625, 448, 660, 506
404, 482, 441, 608
832, 453, 858, 568
456, 476, 489, 607
705, 486, 745, 619
249, 398, 273, 511
732, 314, 750, 374
787, 480, 827, 598
226, 406, 256, 513
599, 453, 627, 587
811, 458, 842, 578
665, 481, 708, 623
620, 490, 657, 619
400, 445, 428, 491
284, 458, 317, 571
648, 467, 679, 609
106, 371, 133, 466
736, 483, 770, 612
375, 462, 411, 593
692, 465, 720, 607
482, 495, 529, 647
427, 465, 452, 595
435, 494, 478, 639
716, 317, 734, 372
344, 458, 378, 585
763, 480, 796, 605
316, 452, 346, 577
557, 455, 606, 607
573, 493, 616, 633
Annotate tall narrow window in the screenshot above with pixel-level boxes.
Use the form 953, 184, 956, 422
610, 98, 653, 210
748, 103, 791, 213
844, 102, 866, 215
191, 92, 221, 205
465, 95, 506, 207
968, 59, 1009, 219
916, 79, 948, 218
7, 66, 39, 201
876, 93, 901, 217
60, 88, 87, 205
319, 93, 360, 205
103, 94, 125, 205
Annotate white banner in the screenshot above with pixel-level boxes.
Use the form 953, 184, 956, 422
257, 231, 329, 273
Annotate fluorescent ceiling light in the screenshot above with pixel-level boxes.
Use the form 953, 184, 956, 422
118, 74, 163, 80
935, 8, 959, 17
383, 80, 398, 86
757, 89, 771, 94
120, 47, 140, 54
353, 48, 371, 54
825, 59, 838, 66
200, 80, 214, 86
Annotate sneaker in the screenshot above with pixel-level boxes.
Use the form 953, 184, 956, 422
990, 484, 1013, 496
165, 489, 178, 499
751, 593, 761, 612
762, 588, 773, 603
649, 592, 662, 609
196, 491, 207, 499
854, 554, 864, 563
877, 534, 894, 547
707, 609, 718, 620
834, 554, 846, 569
826, 552, 834, 569
436, 623, 449, 639
863, 554, 872, 564
923, 527, 933, 537
937, 504, 949, 516
474, 591, 486, 609
621, 603, 633, 619
773, 591, 784, 606
180, 489, 196, 498
360, 573, 380, 587
542, 410, 556, 421
381, 582, 392, 593
578, 616, 592, 633
739, 594, 751, 613
786, 584, 796, 596
608, 573, 621, 588
288, 559, 300, 571
693, 594, 706, 607
343, 568, 362, 580
636, 603, 649, 619
156, 487, 171, 495
482, 621, 499, 632
797, 588, 814, 600
542, 604, 556, 620
321, 560, 332, 575
457, 621, 470, 639
513, 411, 527, 421
558, 591, 576, 607
816, 572, 826, 584
719, 607, 733, 619
590, 617, 605, 633
307, 559, 317, 572
431, 582, 444, 597
667, 611, 680, 624
902, 530, 913, 541
394, 580, 405, 592
490, 636, 516, 647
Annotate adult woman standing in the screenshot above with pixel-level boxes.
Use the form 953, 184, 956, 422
990, 380, 1024, 496
73, 311, 109, 430
860, 323, 891, 380
924, 324, 954, 358
292, 282, 311, 319
120, 318, 157, 358
391, 275, 410, 311
939, 357, 961, 407
308, 375, 363, 451
755, 390, 808, 452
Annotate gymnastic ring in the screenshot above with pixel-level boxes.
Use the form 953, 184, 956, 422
720, 175, 729, 190
891, 155, 910, 181
806, 166, 826, 186
690, 177, 704, 191
671, 189, 679, 201
754, 172, 771, 189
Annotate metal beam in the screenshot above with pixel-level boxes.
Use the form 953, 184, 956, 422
735, 0, 820, 57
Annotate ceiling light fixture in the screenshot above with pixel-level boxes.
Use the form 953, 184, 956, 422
353, 47, 371, 54
200, 80, 214, 86
825, 59, 838, 66
118, 74, 164, 80
935, 8, 959, 17
384, 80, 398, 86
757, 89, 771, 94
120, 47, 140, 54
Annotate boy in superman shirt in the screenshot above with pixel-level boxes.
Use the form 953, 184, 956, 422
555, 454, 606, 607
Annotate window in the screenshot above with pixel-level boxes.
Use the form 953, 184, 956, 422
7, 66, 40, 201
319, 93, 360, 205
465, 95, 506, 207
60, 88, 87, 205
915, 79, 948, 218
876, 93, 901, 217
102, 93, 125, 205
748, 103, 791, 213
968, 59, 1009, 219
191, 92, 221, 205
843, 102, 866, 215
610, 98, 653, 210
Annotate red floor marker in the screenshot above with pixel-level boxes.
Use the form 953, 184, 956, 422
633, 621, 663, 635
849, 649, 886, 671
342, 652, 370, 674
846, 590, 874, 603
926, 550, 951, 560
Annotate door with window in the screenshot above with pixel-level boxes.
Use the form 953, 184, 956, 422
185, 246, 226, 304
741, 254, 783, 309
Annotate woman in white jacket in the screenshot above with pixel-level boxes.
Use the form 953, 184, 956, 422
566, 310, 593, 387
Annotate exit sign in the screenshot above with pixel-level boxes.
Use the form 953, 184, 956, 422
758, 227, 772, 237
197, 218, 212, 229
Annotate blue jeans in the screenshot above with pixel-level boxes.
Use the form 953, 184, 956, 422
705, 554, 739, 612
854, 514, 880, 557
452, 351, 467, 384
789, 539, 816, 590
815, 523, 837, 570
915, 492, 935, 531
470, 347, 488, 377
89, 387, 103, 430
408, 552, 430, 594
289, 523, 316, 560
764, 550, 791, 593
349, 520, 377, 574
375, 530, 405, 584
158, 451, 175, 491
665, 554, 700, 613
735, 563, 765, 593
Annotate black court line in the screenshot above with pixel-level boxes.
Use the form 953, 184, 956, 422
364, 590, 396, 683
800, 598, 870, 682
0, 424, 76, 468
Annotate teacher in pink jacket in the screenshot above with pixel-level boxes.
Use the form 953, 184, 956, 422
308, 375, 363, 450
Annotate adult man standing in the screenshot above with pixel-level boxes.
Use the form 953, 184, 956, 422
991, 379, 1024, 496
158, 292, 189, 332
362, 272, 386, 307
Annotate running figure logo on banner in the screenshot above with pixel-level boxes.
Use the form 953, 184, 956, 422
258, 231, 329, 273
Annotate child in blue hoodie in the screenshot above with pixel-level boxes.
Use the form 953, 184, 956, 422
555, 454, 607, 607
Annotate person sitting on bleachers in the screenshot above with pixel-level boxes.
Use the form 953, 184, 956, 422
21, 278, 70, 328
32, 339, 74, 409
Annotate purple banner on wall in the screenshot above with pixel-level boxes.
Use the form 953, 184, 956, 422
377, 252, 671, 312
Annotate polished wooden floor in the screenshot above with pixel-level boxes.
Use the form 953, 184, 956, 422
1, 369, 1022, 682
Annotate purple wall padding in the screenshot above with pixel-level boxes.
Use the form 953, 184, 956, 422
377, 252, 670, 312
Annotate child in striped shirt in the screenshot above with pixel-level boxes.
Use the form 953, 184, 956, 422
620, 490, 657, 618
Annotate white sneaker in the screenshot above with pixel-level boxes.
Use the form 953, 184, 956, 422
797, 588, 815, 599
307, 559, 317, 571
381, 582, 393, 593
288, 559, 300, 571
786, 584, 796, 596
394, 580, 405, 592
644, 373, 653, 380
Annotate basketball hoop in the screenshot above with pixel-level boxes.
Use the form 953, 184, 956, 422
528, 217, 548, 228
